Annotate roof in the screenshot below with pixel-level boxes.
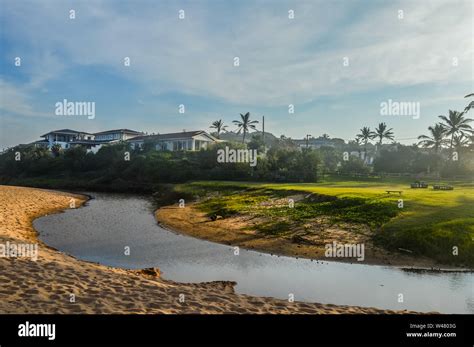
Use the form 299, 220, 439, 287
41, 129, 93, 137
93, 129, 143, 136
128, 130, 218, 142
69, 140, 105, 145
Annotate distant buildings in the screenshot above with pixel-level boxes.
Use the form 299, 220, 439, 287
37, 129, 94, 148
93, 129, 143, 142
30, 129, 219, 153
32, 129, 144, 153
293, 136, 345, 149
128, 130, 220, 151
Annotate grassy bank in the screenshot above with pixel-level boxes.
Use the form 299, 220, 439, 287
4, 175, 473, 266
171, 178, 474, 267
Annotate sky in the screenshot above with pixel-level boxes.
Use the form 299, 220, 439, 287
0, 0, 472, 150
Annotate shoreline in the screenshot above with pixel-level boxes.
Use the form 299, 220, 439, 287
156, 203, 472, 272
1, 185, 417, 314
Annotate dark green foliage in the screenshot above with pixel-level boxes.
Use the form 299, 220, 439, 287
0, 140, 322, 190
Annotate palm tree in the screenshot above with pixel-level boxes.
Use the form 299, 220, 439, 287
233, 112, 259, 143
356, 126, 375, 158
464, 93, 474, 114
210, 119, 227, 139
373, 123, 394, 145
353, 137, 363, 158
417, 123, 446, 153
468, 134, 474, 150
438, 110, 473, 150
453, 134, 470, 150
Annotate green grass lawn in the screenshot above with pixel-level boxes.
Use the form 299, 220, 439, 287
175, 178, 474, 267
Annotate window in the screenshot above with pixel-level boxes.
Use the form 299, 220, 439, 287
172, 140, 188, 151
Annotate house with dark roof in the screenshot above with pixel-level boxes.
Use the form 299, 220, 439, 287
127, 130, 219, 151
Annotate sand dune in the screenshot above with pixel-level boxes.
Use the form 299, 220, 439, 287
0, 185, 415, 314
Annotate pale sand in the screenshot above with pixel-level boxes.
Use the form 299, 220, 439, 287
0, 185, 415, 314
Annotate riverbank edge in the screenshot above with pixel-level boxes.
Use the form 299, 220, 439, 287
155, 203, 473, 273
1, 185, 418, 314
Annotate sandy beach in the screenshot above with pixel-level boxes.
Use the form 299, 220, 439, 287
0, 185, 417, 314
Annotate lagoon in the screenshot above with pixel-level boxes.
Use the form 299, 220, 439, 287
33, 192, 473, 313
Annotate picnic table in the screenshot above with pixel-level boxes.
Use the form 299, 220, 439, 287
411, 181, 428, 188
386, 190, 403, 195
433, 185, 454, 190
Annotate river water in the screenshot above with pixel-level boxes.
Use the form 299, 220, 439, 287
33, 192, 473, 313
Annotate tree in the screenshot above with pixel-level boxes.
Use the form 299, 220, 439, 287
469, 135, 474, 150
464, 93, 474, 114
248, 134, 265, 152
32, 146, 49, 159
51, 144, 62, 158
417, 123, 446, 153
453, 134, 470, 151
373, 122, 394, 145
438, 110, 473, 150
356, 126, 375, 158
353, 137, 362, 158
233, 112, 259, 143
210, 119, 228, 139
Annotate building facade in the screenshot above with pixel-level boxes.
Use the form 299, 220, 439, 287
128, 130, 219, 151
39, 129, 95, 149
93, 129, 143, 142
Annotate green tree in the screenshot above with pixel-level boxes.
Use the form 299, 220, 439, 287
233, 112, 259, 144
464, 93, 474, 114
210, 119, 228, 139
356, 126, 375, 158
417, 123, 446, 153
438, 110, 473, 150
248, 134, 265, 152
51, 144, 62, 158
453, 134, 470, 151
373, 123, 394, 145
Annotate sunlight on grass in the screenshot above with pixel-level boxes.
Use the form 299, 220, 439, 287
179, 178, 474, 266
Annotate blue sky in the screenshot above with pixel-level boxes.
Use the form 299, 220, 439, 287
0, 0, 472, 149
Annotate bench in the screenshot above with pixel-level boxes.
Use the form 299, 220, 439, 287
433, 185, 454, 191
411, 181, 428, 188
386, 190, 403, 195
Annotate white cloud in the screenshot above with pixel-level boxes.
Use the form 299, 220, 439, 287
0, 79, 50, 118
1, 0, 471, 107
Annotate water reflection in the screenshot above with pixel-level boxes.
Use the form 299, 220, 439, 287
33, 193, 474, 313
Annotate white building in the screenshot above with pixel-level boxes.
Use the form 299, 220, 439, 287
35, 128, 143, 153
93, 129, 143, 142
128, 130, 219, 151
39, 129, 95, 149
